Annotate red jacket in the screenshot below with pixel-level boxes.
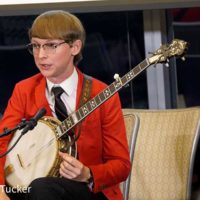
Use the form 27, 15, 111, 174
0, 69, 130, 200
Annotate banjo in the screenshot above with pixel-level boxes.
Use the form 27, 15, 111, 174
4, 39, 187, 189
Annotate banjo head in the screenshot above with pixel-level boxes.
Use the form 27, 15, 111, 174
4, 116, 75, 189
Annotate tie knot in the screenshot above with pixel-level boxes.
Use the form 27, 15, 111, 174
52, 87, 65, 97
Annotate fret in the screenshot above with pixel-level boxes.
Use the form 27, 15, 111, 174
70, 106, 89, 125
59, 124, 65, 134
86, 101, 92, 112
90, 99, 97, 109
55, 126, 62, 137
74, 99, 96, 123
76, 110, 81, 121
121, 70, 135, 85
121, 76, 127, 85
127, 70, 135, 79
70, 115, 75, 125
99, 92, 106, 102
94, 95, 101, 105
82, 105, 89, 115
103, 88, 111, 99
133, 66, 140, 75
63, 117, 73, 129
109, 83, 116, 94
68, 116, 74, 126
78, 108, 85, 119
71, 112, 78, 124
113, 80, 122, 90
140, 60, 148, 69
57, 118, 73, 137
61, 122, 67, 132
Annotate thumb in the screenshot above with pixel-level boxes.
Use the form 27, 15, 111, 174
59, 151, 65, 158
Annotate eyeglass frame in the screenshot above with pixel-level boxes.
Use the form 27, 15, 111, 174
26, 41, 72, 55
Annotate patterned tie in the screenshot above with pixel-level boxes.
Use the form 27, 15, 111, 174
52, 87, 68, 121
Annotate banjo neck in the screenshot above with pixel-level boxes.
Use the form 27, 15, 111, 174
55, 39, 187, 139
55, 59, 150, 139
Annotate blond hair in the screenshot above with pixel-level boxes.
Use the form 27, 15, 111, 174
29, 10, 85, 65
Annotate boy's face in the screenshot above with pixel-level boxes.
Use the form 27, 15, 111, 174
31, 37, 81, 84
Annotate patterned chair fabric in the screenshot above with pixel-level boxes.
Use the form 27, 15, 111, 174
123, 108, 200, 200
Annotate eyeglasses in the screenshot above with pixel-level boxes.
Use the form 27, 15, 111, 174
27, 41, 67, 55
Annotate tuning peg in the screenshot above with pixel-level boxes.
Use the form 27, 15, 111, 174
114, 73, 120, 80
181, 57, 186, 61
165, 63, 169, 67
164, 59, 169, 67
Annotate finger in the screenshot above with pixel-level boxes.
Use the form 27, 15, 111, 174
59, 168, 74, 179
60, 152, 81, 168
60, 162, 82, 180
59, 152, 74, 164
60, 164, 77, 178
61, 161, 83, 176
59, 151, 68, 159
60, 160, 75, 173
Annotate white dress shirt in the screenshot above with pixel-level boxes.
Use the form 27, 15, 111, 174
45, 68, 78, 118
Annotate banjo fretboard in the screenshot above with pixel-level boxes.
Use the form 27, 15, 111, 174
55, 59, 149, 138
55, 38, 187, 138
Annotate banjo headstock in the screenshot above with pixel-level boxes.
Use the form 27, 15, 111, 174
148, 39, 188, 64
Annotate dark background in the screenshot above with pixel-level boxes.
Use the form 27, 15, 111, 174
0, 11, 147, 115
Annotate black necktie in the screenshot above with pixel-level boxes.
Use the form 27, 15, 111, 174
52, 87, 68, 121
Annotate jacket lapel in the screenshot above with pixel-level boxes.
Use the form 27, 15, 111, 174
34, 69, 85, 117
35, 76, 52, 116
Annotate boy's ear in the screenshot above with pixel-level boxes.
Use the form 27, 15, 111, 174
71, 40, 82, 56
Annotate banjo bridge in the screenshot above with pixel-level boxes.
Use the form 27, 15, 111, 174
17, 154, 25, 168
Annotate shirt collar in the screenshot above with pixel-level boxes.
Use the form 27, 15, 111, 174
46, 68, 78, 96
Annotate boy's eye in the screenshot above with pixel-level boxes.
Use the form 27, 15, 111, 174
32, 44, 40, 49
45, 43, 57, 49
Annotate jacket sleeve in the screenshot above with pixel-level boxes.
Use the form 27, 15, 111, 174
0, 84, 25, 184
88, 93, 131, 193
